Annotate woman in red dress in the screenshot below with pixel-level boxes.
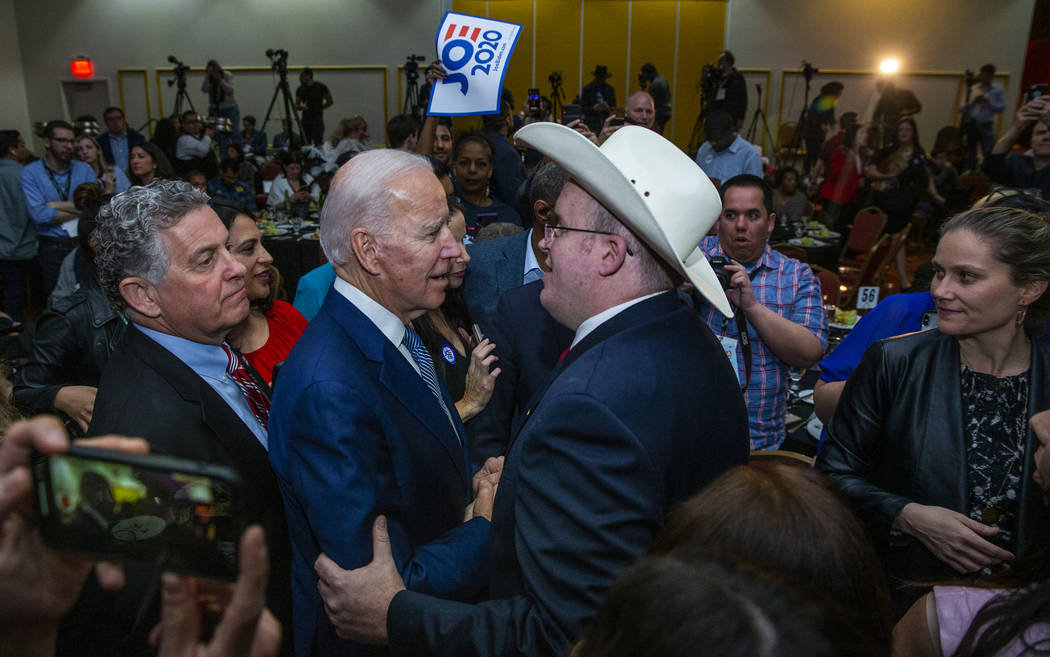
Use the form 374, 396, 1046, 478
212, 201, 307, 386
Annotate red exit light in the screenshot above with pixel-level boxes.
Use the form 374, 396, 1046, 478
71, 58, 93, 78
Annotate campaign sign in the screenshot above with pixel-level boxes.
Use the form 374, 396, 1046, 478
428, 12, 522, 116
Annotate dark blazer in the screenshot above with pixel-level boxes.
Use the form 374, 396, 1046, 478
268, 287, 490, 657
817, 330, 1050, 590
58, 325, 291, 657
463, 230, 530, 336
98, 129, 146, 166
387, 291, 751, 657
468, 280, 572, 464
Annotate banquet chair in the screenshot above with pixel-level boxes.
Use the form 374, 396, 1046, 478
838, 206, 887, 268
839, 235, 889, 309
810, 265, 841, 308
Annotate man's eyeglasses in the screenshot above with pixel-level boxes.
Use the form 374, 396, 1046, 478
543, 221, 633, 256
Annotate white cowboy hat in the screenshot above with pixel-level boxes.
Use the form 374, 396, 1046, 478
514, 123, 732, 318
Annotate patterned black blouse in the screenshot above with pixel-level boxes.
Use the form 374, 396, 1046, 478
961, 365, 1030, 559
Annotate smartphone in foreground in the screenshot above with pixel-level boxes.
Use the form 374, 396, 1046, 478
562, 104, 582, 125
32, 445, 245, 580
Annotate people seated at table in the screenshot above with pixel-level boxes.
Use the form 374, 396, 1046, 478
414, 199, 500, 424
983, 95, 1050, 200
650, 463, 893, 655
771, 166, 807, 231
867, 117, 932, 291
697, 174, 826, 451
212, 200, 307, 386
694, 109, 763, 182
127, 142, 175, 187
224, 142, 257, 185
892, 407, 1050, 657
241, 114, 267, 157
451, 133, 522, 237
267, 151, 320, 210
817, 205, 1050, 616
273, 118, 304, 152
14, 193, 125, 434
185, 169, 208, 193
208, 157, 256, 212
819, 122, 870, 231
320, 116, 368, 172
75, 134, 130, 195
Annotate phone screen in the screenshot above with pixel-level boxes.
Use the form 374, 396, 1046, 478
562, 104, 582, 125
33, 447, 244, 580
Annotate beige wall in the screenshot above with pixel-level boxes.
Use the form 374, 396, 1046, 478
0, 0, 32, 138
8, 0, 446, 148
725, 0, 1036, 154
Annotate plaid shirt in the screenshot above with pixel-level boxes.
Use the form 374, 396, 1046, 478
698, 237, 828, 450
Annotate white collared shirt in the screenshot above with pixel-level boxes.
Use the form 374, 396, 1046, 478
571, 291, 665, 348
332, 277, 419, 375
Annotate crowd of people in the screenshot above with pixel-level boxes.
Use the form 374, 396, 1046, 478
0, 51, 1048, 657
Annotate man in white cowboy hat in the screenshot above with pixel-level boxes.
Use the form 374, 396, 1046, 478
309, 124, 750, 657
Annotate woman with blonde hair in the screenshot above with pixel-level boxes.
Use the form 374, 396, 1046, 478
75, 134, 130, 194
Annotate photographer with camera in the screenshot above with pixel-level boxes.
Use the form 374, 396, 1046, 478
983, 93, 1050, 199
960, 64, 1005, 171
201, 60, 240, 153
698, 175, 827, 450
709, 51, 747, 129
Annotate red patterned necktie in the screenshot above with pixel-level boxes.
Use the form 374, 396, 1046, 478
221, 344, 270, 429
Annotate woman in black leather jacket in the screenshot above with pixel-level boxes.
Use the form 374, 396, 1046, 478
13, 195, 126, 433
817, 206, 1050, 615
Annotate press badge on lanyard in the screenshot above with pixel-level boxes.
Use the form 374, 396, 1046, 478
719, 335, 742, 385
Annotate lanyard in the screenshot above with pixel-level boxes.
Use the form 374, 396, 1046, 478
44, 164, 71, 200
718, 264, 761, 392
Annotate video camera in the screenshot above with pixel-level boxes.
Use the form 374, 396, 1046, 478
801, 60, 819, 82
405, 54, 427, 80
166, 55, 190, 89
964, 69, 976, 87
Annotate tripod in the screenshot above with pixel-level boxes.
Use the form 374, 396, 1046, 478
745, 84, 776, 157
168, 63, 195, 117
784, 62, 817, 170
549, 76, 565, 121
262, 65, 304, 144
403, 73, 425, 119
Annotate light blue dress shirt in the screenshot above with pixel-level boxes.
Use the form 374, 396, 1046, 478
134, 323, 268, 448
694, 134, 763, 182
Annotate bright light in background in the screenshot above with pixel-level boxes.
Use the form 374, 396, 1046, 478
70, 58, 93, 78
880, 59, 900, 74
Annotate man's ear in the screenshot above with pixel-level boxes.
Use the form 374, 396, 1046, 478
533, 200, 554, 226
119, 277, 162, 318
351, 228, 382, 276
596, 234, 630, 277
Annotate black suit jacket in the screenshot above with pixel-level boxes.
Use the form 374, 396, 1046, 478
98, 129, 146, 166
468, 280, 572, 464
388, 292, 750, 657
57, 326, 291, 657
817, 329, 1050, 593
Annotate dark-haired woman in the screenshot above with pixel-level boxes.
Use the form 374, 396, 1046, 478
127, 142, 175, 187
818, 206, 1050, 616
267, 151, 319, 210
213, 203, 307, 385
452, 134, 522, 239
867, 117, 928, 290
413, 200, 500, 423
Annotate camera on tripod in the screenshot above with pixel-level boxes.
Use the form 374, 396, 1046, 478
404, 54, 427, 81
801, 60, 819, 82
166, 55, 190, 88
266, 48, 289, 73
964, 69, 976, 87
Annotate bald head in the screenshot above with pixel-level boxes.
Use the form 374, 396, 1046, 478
626, 92, 655, 130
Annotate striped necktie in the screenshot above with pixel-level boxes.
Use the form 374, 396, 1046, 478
221, 344, 270, 429
402, 326, 459, 440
